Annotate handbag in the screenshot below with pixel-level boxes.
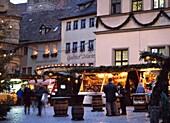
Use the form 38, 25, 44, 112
41, 93, 48, 103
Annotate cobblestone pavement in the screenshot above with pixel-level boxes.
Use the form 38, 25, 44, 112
1, 106, 150, 123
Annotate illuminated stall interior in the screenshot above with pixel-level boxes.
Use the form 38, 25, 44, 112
78, 67, 163, 94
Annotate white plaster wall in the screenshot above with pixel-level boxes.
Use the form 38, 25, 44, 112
97, 0, 110, 16
26, 42, 61, 74
166, 0, 170, 8
144, 0, 152, 10
97, 10, 170, 32
122, 0, 131, 13
96, 28, 170, 66
61, 15, 96, 65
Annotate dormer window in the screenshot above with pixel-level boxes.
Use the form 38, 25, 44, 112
39, 24, 51, 35
78, 1, 92, 10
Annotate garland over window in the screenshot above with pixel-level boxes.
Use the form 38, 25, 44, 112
96, 10, 170, 30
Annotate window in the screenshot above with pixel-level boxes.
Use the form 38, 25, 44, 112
32, 47, 38, 55
150, 47, 165, 55
23, 47, 28, 55
39, 24, 51, 35
72, 42, 77, 52
73, 20, 78, 30
66, 43, 70, 53
44, 45, 50, 54
132, 0, 142, 11
22, 68, 26, 74
89, 18, 95, 27
89, 63, 94, 66
81, 19, 86, 29
80, 63, 85, 66
111, 0, 121, 14
34, 0, 39, 3
52, 43, 58, 53
88, 40, 94, 51
66, 21, 71, 31
115, 49, 128, 66
28, 67, 32, 75
80, 41, 85, 52
153, 0, 165, 9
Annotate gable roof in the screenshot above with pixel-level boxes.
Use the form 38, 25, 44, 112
18, 0, 96, 44
19, 9, 66, 43
60, 0, 97, 20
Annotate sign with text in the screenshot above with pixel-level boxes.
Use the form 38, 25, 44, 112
67, 54, 95, 62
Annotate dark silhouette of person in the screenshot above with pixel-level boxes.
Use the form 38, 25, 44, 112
117, 83, 127, 115
103, 78, 118, 116
23, 87, 32, 114
35, 83, 47, 116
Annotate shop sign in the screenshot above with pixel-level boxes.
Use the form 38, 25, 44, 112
67, 54, 95, 62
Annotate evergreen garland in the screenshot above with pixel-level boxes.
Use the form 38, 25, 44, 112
96, 10, 170, 30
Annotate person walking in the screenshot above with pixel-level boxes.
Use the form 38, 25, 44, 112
23, 87, 32, 114
35, 83, 47, 116
16, 88, 23, 105
103, 78, 119, 116
117, 83, 127, 115
136, 82, 145, 93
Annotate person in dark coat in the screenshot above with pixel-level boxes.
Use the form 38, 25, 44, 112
23, 87, 32, 114
103, 78, 119, 116
117, 83, 127, 115
35, 83, 47, 116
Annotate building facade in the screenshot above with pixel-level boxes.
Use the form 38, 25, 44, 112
0, 0, 21, 75
96, 0, 170, 66
61, 0, 97, 66
19, 0, 88, 75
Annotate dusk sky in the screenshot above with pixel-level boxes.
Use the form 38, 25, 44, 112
10, 0, 27, 4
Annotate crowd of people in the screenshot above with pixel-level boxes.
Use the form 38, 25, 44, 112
12, 78, 158, 117
14, 83, 48, 116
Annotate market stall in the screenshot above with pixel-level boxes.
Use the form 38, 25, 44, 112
75, 64, 161, 105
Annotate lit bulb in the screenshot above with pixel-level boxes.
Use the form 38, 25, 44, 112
9, 25, 13, 29
75, 79, 78, 84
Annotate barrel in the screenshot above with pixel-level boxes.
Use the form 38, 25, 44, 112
71, 105, 84, 120
91, 95, 104, 112
133, 93, 147, 112
53, 98, 68, 117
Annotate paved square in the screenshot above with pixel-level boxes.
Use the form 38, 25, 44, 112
1, 106, 150, 123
